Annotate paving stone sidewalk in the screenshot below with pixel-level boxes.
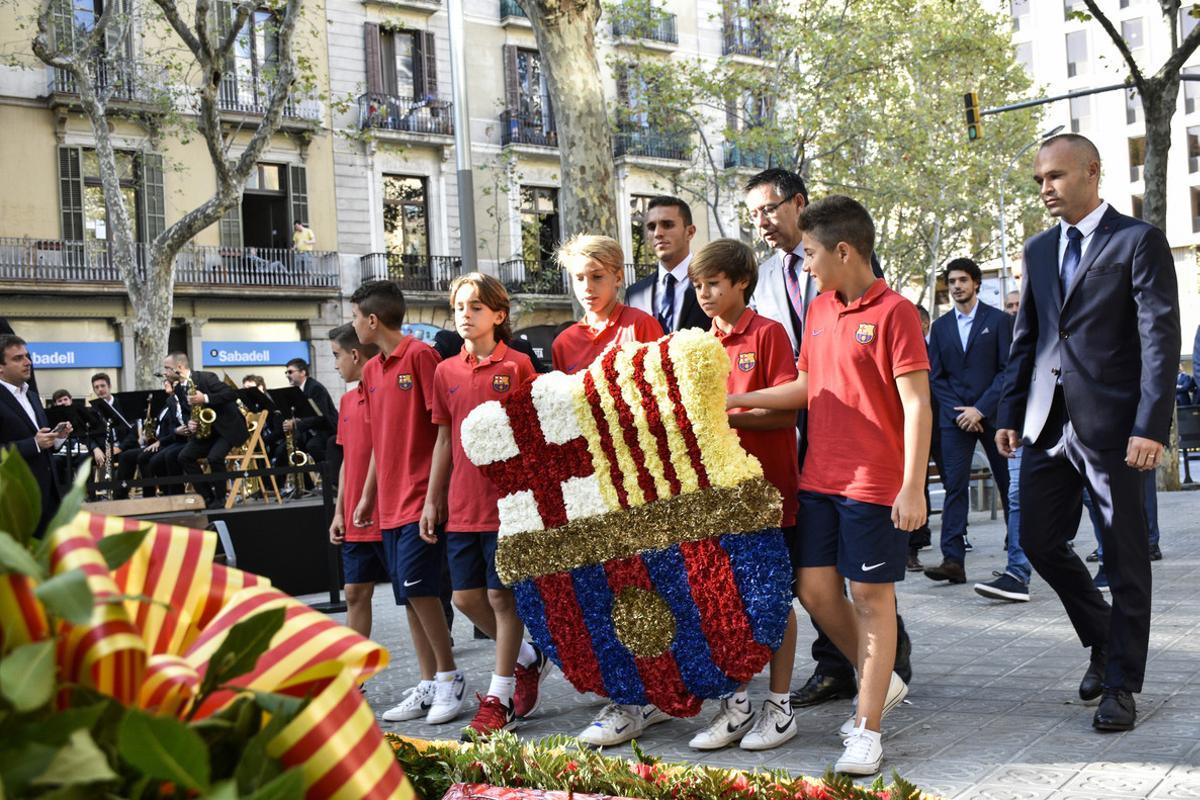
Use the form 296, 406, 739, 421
312, 490, 1200, 799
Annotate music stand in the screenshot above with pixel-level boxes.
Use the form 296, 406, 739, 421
238, 387, 275, 414
267, 387, 321, 422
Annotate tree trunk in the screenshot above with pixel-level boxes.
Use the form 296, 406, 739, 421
132, 250, 176, 388
1139, 76, 1179, 233
523, 0, 619, 240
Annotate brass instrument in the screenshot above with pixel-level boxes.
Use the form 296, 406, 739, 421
284, 413, 315, 495
185, 375, 216, 439
141, 395, 157, 446
229, 397, 263, 499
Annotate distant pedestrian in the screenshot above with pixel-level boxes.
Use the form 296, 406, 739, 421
1177, 364, 1196, 406
1004, 290, 1020, 316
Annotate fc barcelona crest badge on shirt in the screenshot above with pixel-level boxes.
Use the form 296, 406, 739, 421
493, 374, 512, 393
737, 352, 757, 372
397, 373, 414, 390
854, 323, 877, 344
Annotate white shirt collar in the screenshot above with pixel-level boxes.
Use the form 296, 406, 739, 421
659, 253, 691, 285
956, 299, 979, 321
0, 378, 28, 398
1059, 200, 1109, 240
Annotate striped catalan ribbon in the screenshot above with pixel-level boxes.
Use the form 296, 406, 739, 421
40, 512, 412, 799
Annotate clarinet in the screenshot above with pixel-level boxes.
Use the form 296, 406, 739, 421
102, 416, 114, 499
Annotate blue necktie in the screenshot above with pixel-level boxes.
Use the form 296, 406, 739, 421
659, 273, 676, 332
1060, 225, 1083, 295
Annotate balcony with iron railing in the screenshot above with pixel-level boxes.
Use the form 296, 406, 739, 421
498, 259, 567, 295
613, 128, 690, 162
499, 0, 528, 20
723, 140, 783, 170
48, 62, 168, 108
360, 252, 463, 292
358, 93, 454, 137
722, 26, 768, 59
0, 238, 340, 293
216, 83, 321, 123
501, 104, 558, 148
611, 10, 678, 44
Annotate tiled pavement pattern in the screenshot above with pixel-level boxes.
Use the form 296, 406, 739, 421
304, 491, 1200, 799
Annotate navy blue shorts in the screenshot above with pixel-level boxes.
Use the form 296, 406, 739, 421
382, 523, 445, 604
781, 524, 802, 572
342, 540, 389, 586
795, 491, 908, 583
445, 532, 505, 591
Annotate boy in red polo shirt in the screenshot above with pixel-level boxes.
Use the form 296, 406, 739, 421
349, 280, 464, 727
422, 272, 545, 738
327, 324, 382, 640
685, 238, 800, 752
728, 196, 931, 776
552, 234, 663, 375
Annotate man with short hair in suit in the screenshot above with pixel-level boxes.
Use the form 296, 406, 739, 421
136, 378, 190, 497
742, 168, 911, 709
923, 258, 1013, 589
90, 371, 142, 499
0, 335, 68, 535
997, 133, 1180, 732
167, 351, 249, 509
625, 196, 708, 332
279, 357, 337, 465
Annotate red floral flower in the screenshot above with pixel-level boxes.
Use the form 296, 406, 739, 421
601, 348, 658, 502
632, 347, 681, 495
582, 370, 630, 508
658, 341, 710, 488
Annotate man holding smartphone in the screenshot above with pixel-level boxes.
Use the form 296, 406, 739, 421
0, 334, 68, 536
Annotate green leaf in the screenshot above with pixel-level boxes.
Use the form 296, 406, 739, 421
242, 769, 303, 800
235, 693, 307, 793
22, 703, 108, 747
96, 526, 150, 571
0, 531, 43, 578
116, 709, 211, 792
250, 690, 305, 721
0, 641, 56, 712
34, 569, 93, 625
198, 607, 286, 698
0, 741, 58, 797
31, 729, 118, 787
37, 462, 92, 561
0, 448, 41, 544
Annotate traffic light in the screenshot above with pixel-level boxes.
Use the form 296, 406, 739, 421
964, 92, 983, 141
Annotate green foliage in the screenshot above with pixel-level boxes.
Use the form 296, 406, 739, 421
33, 570, 93, 626
0, 449, 41, 544
391, 731, 933, 800
196, 606, 286, 701
96, 527, 151, 571
0, 642, 56, 713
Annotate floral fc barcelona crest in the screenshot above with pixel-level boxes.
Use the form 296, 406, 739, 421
397, 373, 414, 390
492, 374, 512, 393
737, 352, 756, 373
854, 323, 877, 344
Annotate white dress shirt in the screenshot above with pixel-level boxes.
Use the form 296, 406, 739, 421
1057, 200, 1109, 273
1, 378, 38, 430
955, 298, 978, 351
655, 253, 692, 330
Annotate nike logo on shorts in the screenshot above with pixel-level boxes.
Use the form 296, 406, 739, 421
404, 579, 422, 587
861, 562, 886, 572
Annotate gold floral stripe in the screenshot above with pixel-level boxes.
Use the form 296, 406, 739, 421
615, 346, 673, 500
494, 478, 783, 584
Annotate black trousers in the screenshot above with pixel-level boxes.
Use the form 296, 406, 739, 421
138, 442, 186, 496
112, 446, 143, 499
1021, 392, 1151, 693
179, 435, 235, 503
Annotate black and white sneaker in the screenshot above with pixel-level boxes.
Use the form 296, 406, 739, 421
974, 573, 1030, 602
382, 682, 435, 722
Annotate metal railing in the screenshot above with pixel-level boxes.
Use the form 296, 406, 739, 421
623, 262, 656, 286
500, 0, 527, 18
723, 141, 780, 169
217, 85, 321, 120
360, 252, 463, 291
612, 11, 678, 43
722, 26, 767, 58
501, 106, 557, 147
49, 63, 167, 105
613, 129, 690, 161
498, 259, 567, 295
0, 238, 339, 290
357, 93, 453, 135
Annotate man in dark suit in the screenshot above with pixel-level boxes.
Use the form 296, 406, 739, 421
89, 372, 142, 499
166, 352, 249, 509
0, 318, 37, 396
279, 358, 337, 465
742, 168, 910, 708
997, 133, 1180, 732
136, 378, 190, 497
625, 196, 709, 332
923, 258, 1013, 587
0, 335, 67, 535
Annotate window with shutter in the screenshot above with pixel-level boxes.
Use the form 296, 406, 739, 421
502, 44, 520, 112
219, 201, 242, 247
58, 146, 85, 241
288, 164, 308, 227
139, 152, 166, 243
364, 22, 383, 94
421, 31, 437, 98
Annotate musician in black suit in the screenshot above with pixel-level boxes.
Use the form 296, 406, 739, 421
997, 134, 1180, 731
279, 358, 337, 465
89, 372, 142, 499
136, 378, 190, 497
166, 352, 248, 509
0, 335, 67, 535
624, 196, 709, 333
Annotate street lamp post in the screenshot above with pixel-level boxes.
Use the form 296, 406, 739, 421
998, 124, 1064, 299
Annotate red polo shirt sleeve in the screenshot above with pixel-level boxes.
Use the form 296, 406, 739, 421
884, 300, 931, 377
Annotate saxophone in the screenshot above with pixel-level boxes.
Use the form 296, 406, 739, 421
185, 375, 217, 440
284, 413, 315, 495
141, 395, 157, 446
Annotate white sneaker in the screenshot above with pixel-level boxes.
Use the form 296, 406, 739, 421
382, 682, 434, 722
835, 720, 883, 775
838, 671, 908, 736
426, 672, 467, 724
688, 696, 755, 750
577, 703, 670, 747
740, 699, 797, 751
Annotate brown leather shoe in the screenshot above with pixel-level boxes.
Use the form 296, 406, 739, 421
923, 559, 966, 584
906, 552, 924, 572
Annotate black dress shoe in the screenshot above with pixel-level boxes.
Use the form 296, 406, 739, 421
923, 560, 966, 584
1079, 646, 1106, 702
789, 671, 856, 708
1149, 544, 1163, 561
1094, 688, 1136, 731
1086, 548, 1100, 563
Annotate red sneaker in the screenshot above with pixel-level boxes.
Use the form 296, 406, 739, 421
513, 646, 552, 718
461, 694, 515, 741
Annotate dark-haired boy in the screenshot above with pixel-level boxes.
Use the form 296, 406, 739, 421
349, 280, 464, 725
687, 238, 800, 752
728, 196, 931, 775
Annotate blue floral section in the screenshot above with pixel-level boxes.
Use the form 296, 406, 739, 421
572, 564, 646, 704
641, 545, 738, 699
512, 578, 559, 666
721, 529, 793, 650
